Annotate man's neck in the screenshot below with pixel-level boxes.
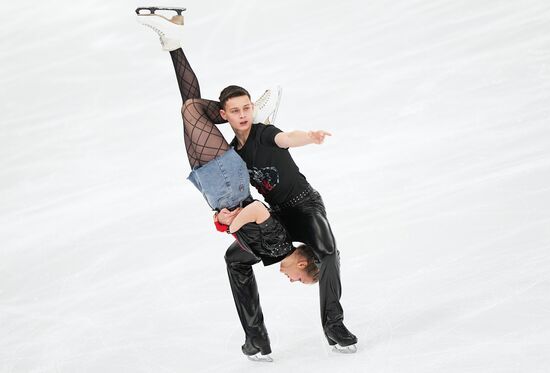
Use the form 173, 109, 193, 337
234, 126, 252, 149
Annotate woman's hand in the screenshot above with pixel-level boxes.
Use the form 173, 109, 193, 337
216, 208, 241, 225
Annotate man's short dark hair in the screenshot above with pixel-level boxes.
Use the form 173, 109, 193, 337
219, 85, 251, 109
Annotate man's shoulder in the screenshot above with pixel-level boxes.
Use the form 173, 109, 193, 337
255, 123, 282, 133
250, 122, 262, 135
255, 124, 283, 148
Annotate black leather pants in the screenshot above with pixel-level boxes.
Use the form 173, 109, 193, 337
273, 189, 345, 328
224, 241, 271, 353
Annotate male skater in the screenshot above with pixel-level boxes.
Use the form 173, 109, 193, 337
219, 86, 358, 353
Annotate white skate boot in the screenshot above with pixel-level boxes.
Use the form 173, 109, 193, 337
135, 7, 186, 51
253, 86, 283, 125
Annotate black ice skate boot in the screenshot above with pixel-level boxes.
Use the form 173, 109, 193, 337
324, 322, 358, 353
242, 334, 272, 355
242, 333, 273, 362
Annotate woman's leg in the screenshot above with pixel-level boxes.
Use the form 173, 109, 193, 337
181, 98, 229, 169
169, 48, 201, 102
137, 15, 250, 210
169, 48, 229, 169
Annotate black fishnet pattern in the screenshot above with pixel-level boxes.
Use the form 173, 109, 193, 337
181, 99, 229, 168
170, 48, 228, 168
170, 48, 201, 101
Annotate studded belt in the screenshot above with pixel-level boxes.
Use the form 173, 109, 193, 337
270, 185, 315, 212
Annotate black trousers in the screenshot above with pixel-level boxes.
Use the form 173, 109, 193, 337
273, 189, 344, 327
224, 189, 345, 341
224, 241, 269, 341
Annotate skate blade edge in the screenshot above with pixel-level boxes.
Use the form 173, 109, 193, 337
247, 353, 274, 362
332, 344, 358, 354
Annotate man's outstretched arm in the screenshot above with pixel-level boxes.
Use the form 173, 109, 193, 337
274, 130, 332, 148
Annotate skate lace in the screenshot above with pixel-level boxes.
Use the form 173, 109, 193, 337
142, 23, 165, 37
255, 90, 272, 110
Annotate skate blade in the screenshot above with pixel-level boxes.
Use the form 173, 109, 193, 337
247, 353, 274, 362
332, 344, 357, 354
135, 7, 187, 15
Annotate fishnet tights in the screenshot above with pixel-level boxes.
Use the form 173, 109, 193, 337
170, 48, 228, 169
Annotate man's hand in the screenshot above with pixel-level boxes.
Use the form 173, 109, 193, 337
216, 208, 241, 226
308, 130, 332, 144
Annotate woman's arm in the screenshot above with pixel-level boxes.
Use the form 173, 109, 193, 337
274, 130, 332, 148
228, 201, 270, 233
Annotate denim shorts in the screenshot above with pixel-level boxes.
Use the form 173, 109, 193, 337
187, 148, 251, 210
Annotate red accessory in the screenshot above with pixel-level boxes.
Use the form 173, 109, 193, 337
214, 213, 230, 233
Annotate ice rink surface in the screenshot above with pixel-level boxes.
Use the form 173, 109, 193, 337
1, 0, 550, 372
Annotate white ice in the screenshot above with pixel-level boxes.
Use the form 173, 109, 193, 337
1, 0, 550, 372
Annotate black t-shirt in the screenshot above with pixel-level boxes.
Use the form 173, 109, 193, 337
231, 124, 310, 206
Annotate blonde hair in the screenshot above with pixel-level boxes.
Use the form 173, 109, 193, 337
295, 244, 320, 283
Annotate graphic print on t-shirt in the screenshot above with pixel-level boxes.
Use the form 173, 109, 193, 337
249, 166, 280, 195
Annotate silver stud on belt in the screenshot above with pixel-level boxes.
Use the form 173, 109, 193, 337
272, 186, 314, 212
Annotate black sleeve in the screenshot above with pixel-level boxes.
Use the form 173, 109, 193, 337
258, 125, 283, 147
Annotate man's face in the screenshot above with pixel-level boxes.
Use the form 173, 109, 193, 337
279, 260, 315, 284
220, 95, 254, 133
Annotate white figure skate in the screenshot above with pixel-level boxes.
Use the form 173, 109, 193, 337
253, 86, 283, 125
135, 7, 186, 51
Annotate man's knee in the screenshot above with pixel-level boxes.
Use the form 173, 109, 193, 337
311, 233, 336, 258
